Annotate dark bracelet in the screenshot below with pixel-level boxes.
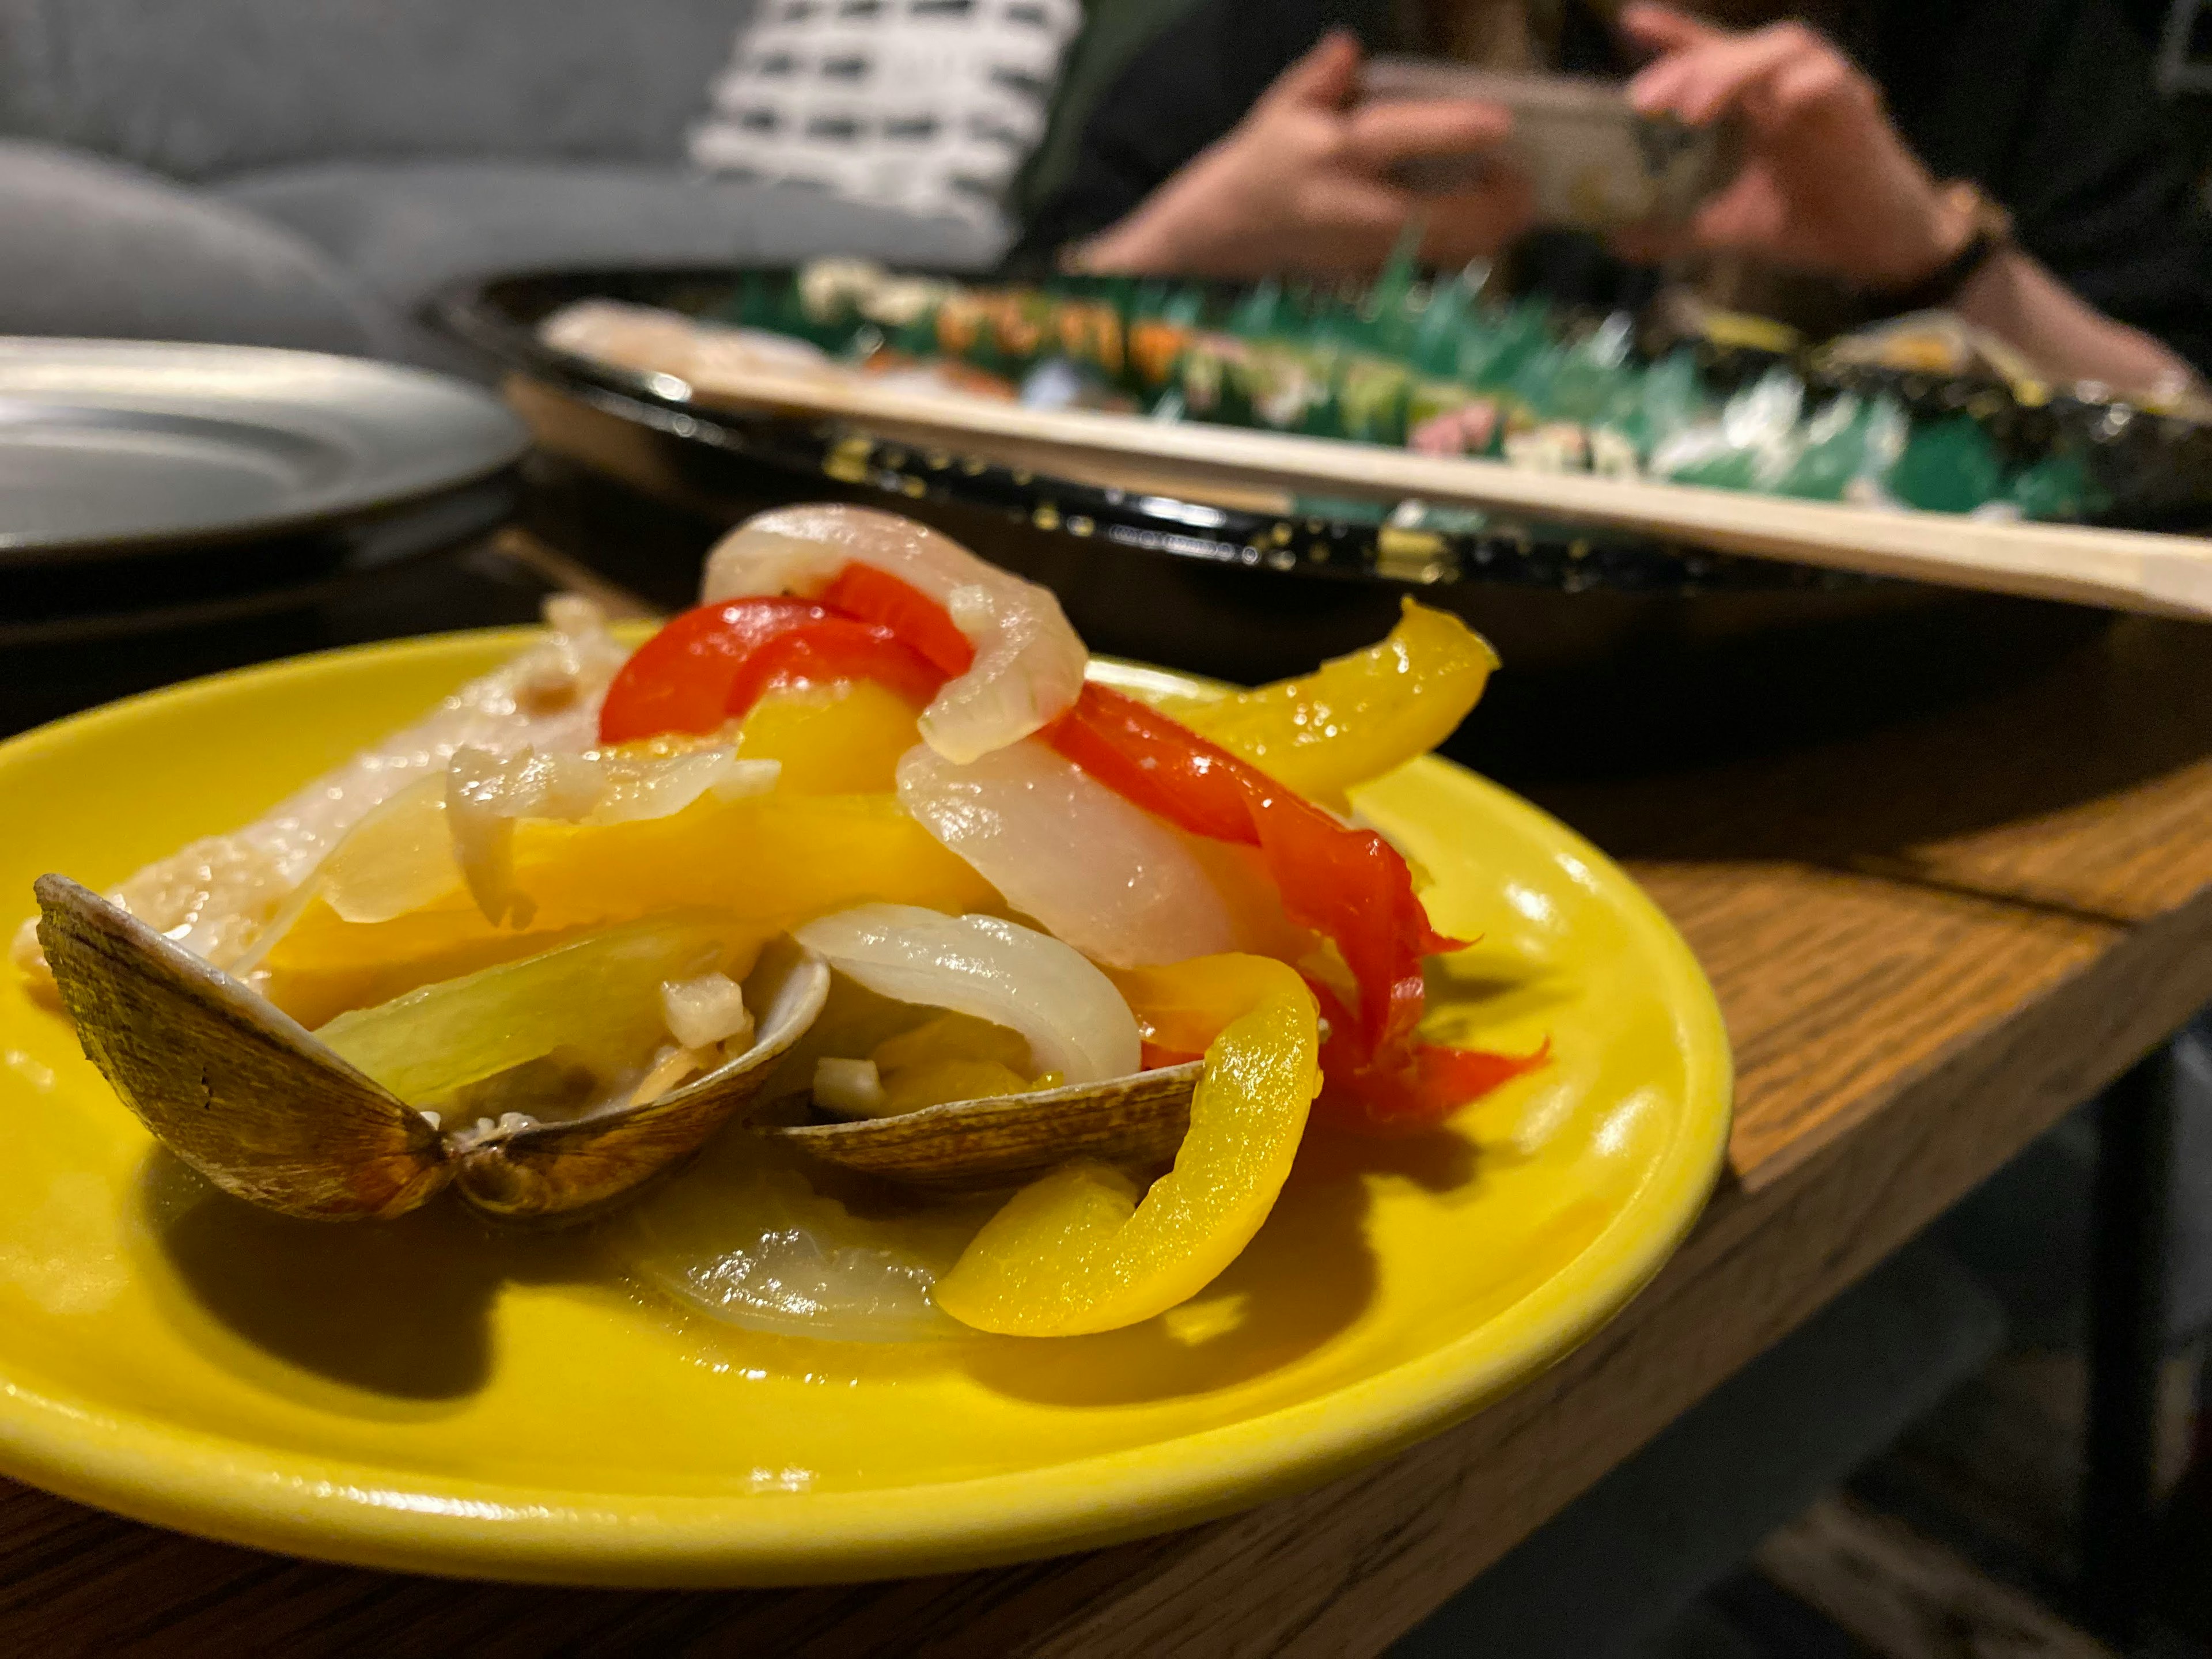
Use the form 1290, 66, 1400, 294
1874, 182, 2015, 315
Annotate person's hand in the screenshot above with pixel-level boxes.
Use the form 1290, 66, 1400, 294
1621, 2, 1972, 288
1078, 31, 1535, 278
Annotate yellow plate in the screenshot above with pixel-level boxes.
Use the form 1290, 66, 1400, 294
0, 631, 1730, 1586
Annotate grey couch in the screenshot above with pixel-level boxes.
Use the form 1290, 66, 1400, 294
0, 0, 1003, 365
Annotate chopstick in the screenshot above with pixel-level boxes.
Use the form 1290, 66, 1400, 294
658, 363, 2212, 620
491, 527, 662, 622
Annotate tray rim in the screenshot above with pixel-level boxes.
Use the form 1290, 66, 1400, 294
434, 267, 1895, 599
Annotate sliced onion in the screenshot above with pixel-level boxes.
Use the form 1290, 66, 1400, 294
617, 1138, 991, 1343
16, 596, 627, 988
447, 746, 600, 925
312, 772, 454, 927
293, 740, 778, 932
791, 904, 1140, 1084
229, 741, 783, 971
895, 739, 1235, 969
267, 592, 626, 887
699, 505, 1086, 765
586, 745, 778, 824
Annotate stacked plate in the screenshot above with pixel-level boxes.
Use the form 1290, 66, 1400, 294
0, 339, 528, 646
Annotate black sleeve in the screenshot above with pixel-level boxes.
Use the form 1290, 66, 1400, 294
1869, 0, 2212, 373
1010, 0, 1396, 269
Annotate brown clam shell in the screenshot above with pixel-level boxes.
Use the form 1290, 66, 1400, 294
33, 875, 828, 1225
35, 874, 446, 1220
761, 1061, 1203, 1191
449, 937, 830, 1222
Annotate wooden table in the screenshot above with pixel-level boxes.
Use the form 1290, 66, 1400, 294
3, 542, 2208, 1655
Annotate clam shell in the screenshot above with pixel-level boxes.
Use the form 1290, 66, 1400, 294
33, 875, 828, 1224
35, 874, 446, 1220
760, 1061, 1202, 1191
450, 937, 829, 1222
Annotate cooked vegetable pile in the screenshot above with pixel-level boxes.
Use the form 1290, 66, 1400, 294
21, 505, 1546, 1339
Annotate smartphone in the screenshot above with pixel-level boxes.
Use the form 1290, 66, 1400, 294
1358, 58, 1740, 230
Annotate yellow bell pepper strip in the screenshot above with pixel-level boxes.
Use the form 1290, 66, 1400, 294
1172, 600, 1498, 805
733, 680, 923, 794
1107, 951, 1294, 1059
868, 1012, 1051, 1109
260, 790, 995, 1025
931, 955, 1320, 1336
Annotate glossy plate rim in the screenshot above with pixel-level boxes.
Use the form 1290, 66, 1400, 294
0, 338, 531, 566
0, 478, 518, 647
0, 628, 1733, 1586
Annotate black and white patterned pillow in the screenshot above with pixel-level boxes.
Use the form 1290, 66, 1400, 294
690, 0, 1084, 225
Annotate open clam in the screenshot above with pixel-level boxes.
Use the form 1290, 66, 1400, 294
759, 1062, 1203, 1191
33, 874, 830, 1224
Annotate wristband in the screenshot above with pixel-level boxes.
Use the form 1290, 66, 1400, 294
1875, 182, 2015, 315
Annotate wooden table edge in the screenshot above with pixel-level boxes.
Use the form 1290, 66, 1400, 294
985, 884, 2212, 1658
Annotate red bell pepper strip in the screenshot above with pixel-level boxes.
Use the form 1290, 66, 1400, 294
821, 564, 976, 677
1044, 681, 1457, 1035
1305, 980, 1550, 1131
597, 596, 945, 745
1044, 683, 1255, 846
1047, 683, 1540, 1130
719, 619, 944, 722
